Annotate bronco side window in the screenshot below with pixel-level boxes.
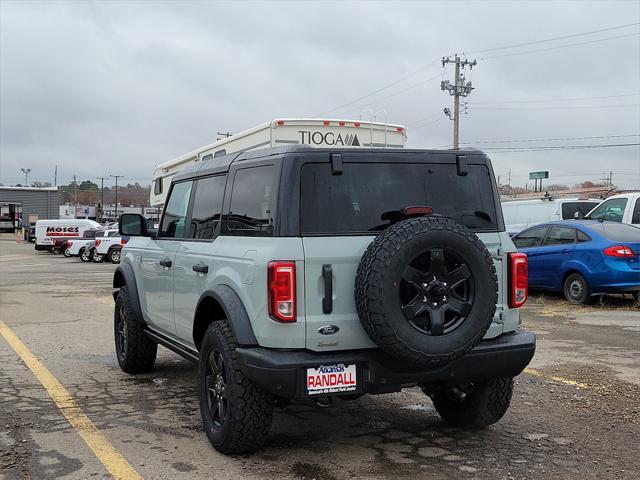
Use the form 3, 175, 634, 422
159, 181, 193, 238
189, 175, 227, 240
224, 165, 275, 236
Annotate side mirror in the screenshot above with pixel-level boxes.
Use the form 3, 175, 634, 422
119, 214, 149, 237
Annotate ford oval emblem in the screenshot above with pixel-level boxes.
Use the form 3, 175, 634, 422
318, 325, 340, 335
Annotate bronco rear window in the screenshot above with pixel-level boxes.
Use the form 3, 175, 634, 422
300, 162, 500, 234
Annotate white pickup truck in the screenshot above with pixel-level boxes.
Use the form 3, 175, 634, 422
586, 192, 640, 227
92, 229, 124, 263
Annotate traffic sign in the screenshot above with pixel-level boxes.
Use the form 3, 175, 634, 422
529, 171, 549, 180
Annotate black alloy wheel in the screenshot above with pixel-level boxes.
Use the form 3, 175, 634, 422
115, 303, 128, 362
400, 248, 474, 336
205, 350, 228, 428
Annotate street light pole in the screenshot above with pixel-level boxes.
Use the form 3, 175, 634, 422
20, 168, 31, 186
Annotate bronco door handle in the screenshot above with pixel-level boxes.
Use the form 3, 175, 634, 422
159, 258, 172, 268
322, 264, 333, 314
192, 264, 209, 274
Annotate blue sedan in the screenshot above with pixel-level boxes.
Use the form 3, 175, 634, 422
512, 220, 640, 304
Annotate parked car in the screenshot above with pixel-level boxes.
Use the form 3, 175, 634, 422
94, 230, 126, 263
585, 192, 640, 227
64, 229, 104, 257
113, 143, 534, 455
87, 229, 119, 263
512, 220, 640, 304
501, 197, 600, 236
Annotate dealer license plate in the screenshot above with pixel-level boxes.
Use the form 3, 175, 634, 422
306, 364, 357, 396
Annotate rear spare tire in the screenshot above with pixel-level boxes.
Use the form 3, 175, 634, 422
355, 216, 497, 366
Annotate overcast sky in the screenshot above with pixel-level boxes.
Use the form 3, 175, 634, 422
1, 0, 639, 190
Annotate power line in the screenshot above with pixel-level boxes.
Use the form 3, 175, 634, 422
334, 73, 443, 116
462, 22, 639, 55
473, 103, 639, 111
471, 93, 639, 105
460, 134, 640, 145
483, 32, 639, 60
484, 142, 640, 152
405, 112, 443, 128
406, 117, 446, 132
313, 61, 440, 117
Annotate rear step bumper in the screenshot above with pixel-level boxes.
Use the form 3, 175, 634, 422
236, 330, 536, 399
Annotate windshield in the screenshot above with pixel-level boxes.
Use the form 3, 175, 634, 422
300, 162, 499, 234
587, 197, 627, 222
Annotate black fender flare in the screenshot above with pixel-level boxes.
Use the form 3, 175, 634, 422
196, 285, 258, 346
112, 263, 145, 324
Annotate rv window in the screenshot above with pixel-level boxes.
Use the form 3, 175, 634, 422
214, 149, 226, 158
225, 166, 275, 236
202, 154, 213, 162
159, 181, 193, 238
189, 175, 227, 239
154, 177, 163, 195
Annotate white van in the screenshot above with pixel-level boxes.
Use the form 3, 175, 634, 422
35, 219, 102, 251
150, 118, 407, 206
501, 197, 600, 235
585, 192, 640, 227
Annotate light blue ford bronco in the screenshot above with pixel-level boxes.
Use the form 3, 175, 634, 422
113, 146, 535, 454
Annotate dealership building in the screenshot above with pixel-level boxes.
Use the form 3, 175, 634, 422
0, 186, 60, 231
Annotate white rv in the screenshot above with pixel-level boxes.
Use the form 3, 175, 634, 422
34, 219, 102, 251
150, 118, 407, 206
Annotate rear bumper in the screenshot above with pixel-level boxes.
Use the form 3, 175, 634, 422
236, 330, 536, 399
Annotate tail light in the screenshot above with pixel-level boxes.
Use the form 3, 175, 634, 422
508, 252, 528, 308
268, 261, 296, 322
120, 238, 128, 245
603, 245, 634, 258
95, 239, 101, 246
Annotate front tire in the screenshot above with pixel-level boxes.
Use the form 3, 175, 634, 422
114, 287, 157, 374
429, 377, 513, 428
199, 321, 273, 454
563, 273, 592, 305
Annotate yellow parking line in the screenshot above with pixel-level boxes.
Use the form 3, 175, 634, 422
524, 367, 588, 389
0, 320, 142, 480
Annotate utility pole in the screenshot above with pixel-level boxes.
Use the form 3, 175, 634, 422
441, 55, 477, 149
508, 168, 512, 187
73, 175, 78, 219
54, 165, 57, 187
110, 174, 123, 220
97, 177, 108, 222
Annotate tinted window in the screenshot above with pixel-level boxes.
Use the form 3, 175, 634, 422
588, 198, 628, 222
300, 163, 499, 234
190, 175, 226, 239
632, 199, 640, 224
562, 201, 598, 220
226, 166, 275, 236
159, 181, 193, 238
543, 226, 576, 246
577, 230, 591, 242
513, 226, 548, 249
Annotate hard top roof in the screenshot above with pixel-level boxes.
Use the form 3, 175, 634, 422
172, 145, 488, 182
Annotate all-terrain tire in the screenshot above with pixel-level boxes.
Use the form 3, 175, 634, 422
430, 377, 514, 428
114, 287, 157, 374
563, 272, 593, 305
199, 321, 273, 454
355, 216, 498, 366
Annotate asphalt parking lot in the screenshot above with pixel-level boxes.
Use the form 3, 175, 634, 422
1, 235, 639, 480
